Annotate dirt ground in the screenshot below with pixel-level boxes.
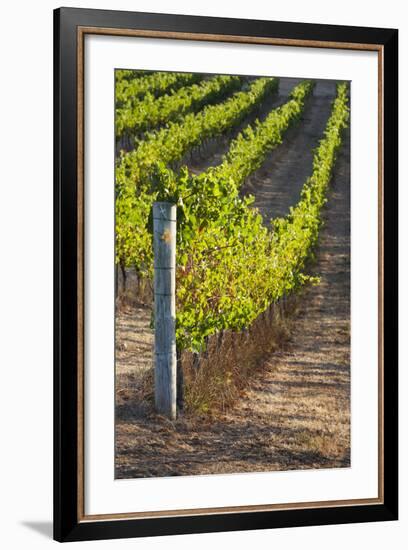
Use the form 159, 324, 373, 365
115, 79, 350, 478
244, 79, 337, 220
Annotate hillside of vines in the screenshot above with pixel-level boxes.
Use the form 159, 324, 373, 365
114, 70, 350, 478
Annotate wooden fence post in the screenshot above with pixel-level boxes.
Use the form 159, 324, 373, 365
153, 202, 177, 419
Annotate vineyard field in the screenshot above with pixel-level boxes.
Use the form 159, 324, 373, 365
114, 70, 350, 479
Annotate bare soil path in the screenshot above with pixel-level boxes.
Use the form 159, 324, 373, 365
187, 77, 303, 175
115, 98, 350, 478
243, 79, 337, 221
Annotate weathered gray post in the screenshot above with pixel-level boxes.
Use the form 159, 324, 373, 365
153, 202, 177, 419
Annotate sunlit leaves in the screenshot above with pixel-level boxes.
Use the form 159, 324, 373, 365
171, 82, 349, 351
114, 73, 349, 354
116, 75, 243, 138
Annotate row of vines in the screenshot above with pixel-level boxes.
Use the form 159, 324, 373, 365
115, 69, 349, 354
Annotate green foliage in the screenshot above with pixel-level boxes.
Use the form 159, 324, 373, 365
157, 82, 349, 351
115, 69, 149, 81
194, 80, 314, 193
116, 71, 201, 107
116, 75, 243, 138
114, 75, 349, 355
115, 77, 279, 272
117, 76, 278, 191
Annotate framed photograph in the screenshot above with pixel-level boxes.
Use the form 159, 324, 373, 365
54, 7, 398, 542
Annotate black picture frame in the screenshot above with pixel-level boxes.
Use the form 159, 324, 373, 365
54, 7, 398, 542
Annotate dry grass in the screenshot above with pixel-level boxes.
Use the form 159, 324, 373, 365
181, 299, 295, 415
115, 303, 154, 419
115, 275, 350, 478
115, 286, 297, 420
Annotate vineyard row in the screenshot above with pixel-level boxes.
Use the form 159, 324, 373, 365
115, 81, 314, 350
171, 82, 350, 351
116, 74, 243, 138
116, 77, 279, 196
116, 71, 201, 107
